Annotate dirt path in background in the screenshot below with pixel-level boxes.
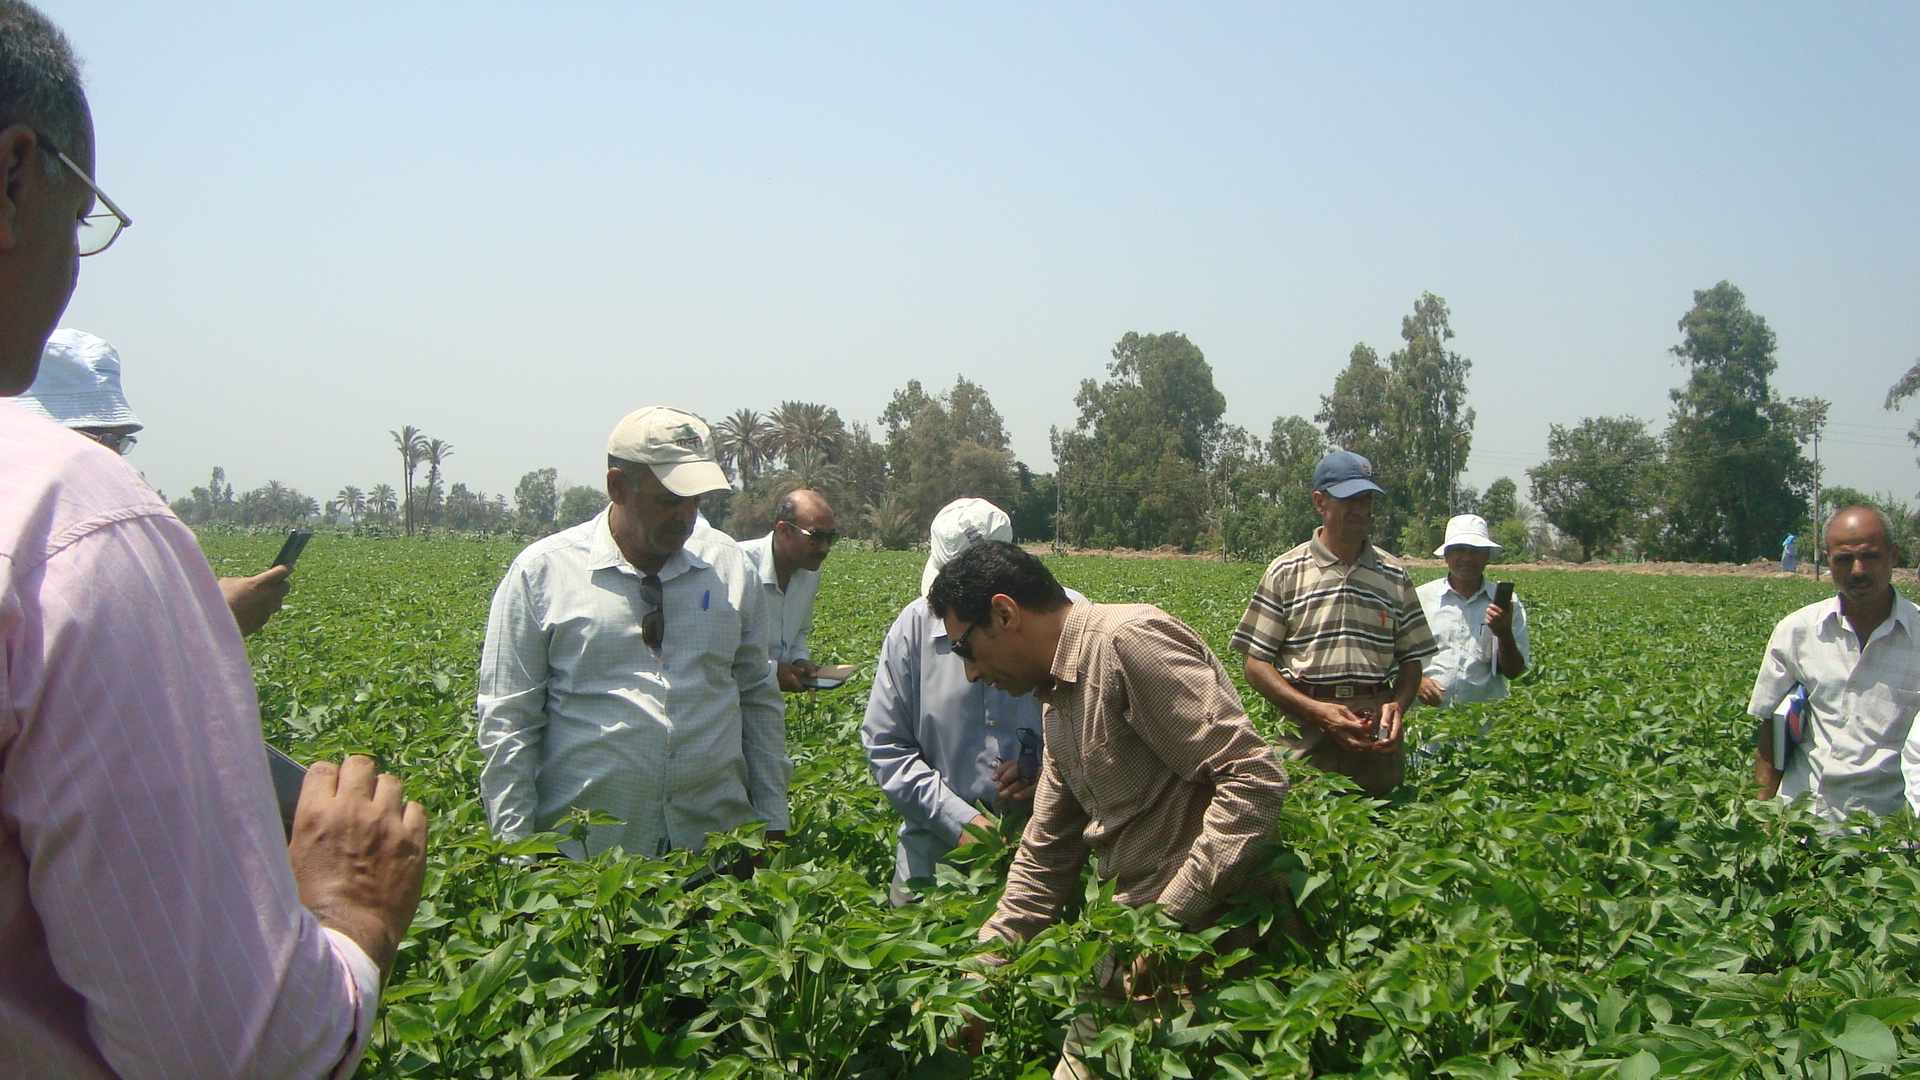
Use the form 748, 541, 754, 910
1031, 543, 1819, 580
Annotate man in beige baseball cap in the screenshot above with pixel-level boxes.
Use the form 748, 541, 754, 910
477, 405, 790, 867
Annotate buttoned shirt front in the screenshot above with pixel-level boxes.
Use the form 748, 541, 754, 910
1230, 531, 1436, 686
0, 404, 378, 1079
1415, 575, 1531, 706
477, 509, 790, 857
1747, 593, 1920, 822
980, 602, 1289, 944
861, 590, 1083, 884
739, 532, 821, 666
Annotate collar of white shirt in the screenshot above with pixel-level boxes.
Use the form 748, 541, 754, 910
1816, 592, 1919, 646
583, 509, 711, 583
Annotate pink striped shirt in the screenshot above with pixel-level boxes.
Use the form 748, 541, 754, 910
0, 404, 378, 1079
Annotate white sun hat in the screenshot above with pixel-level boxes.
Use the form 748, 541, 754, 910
15, 329, 142, 432
605, 406, 730, 497
1434, 513, 1502, 556
921, 497, 1013, 597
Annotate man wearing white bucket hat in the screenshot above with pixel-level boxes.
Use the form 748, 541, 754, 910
1414, 514, 1530, 709
478, 406, 790, 861
861, 497, 1082, 906
16, 328, 294, 635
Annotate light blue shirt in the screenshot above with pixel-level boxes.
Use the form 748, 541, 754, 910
739, 533, 821, 666
1415, 575, 1530, 707
476, 510, 790, 858
860, 591, 1082, 884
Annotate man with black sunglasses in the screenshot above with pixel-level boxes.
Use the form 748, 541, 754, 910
477, 406, 790, 862
741, 487, 837, 693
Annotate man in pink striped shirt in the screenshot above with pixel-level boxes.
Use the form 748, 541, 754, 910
0, 4, 428, 1077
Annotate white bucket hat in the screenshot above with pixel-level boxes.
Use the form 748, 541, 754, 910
921, 497, 1013, 596
1434, 513, 1502, 556
16, 329, 142, 432
606, 406, 730, 497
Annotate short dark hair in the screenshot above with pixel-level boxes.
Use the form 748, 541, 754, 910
927, 541, 1069, 625
0, 1, 89, 171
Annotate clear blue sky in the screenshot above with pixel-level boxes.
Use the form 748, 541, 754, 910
38, 1, 1920, 513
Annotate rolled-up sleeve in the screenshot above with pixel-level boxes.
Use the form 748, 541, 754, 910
476, 562, 551, 841
4, 510, 376, 1079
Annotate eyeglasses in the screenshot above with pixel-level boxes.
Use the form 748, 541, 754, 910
36, 133, 132, 256
1014, 727, 1042, 783
639, 573, 665, 651
86, 429, 137, 455
949, 622, 981, 662
785, 522, 838, 546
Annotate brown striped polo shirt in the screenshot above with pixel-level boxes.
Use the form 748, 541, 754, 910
1229, 530, 1437, 685
979, 602, 1290, 944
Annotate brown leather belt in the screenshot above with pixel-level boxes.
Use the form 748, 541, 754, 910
1289, 680, 1393, 701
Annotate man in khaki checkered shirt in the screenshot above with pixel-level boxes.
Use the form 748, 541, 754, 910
929, 541, 1289, 1075
1232, 449, 1436, 797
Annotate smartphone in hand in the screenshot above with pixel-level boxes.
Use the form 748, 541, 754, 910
265, 744, 306, 842
1493, 581, 1514, 610
271, 529, 312, 571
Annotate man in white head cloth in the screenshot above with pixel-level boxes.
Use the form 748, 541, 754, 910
477, 406, 790, 861
15, 328, 292, 635
861, 498, 1083, 906
1414, 514, 1529, 710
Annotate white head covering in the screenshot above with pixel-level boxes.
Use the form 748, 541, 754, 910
16, 329, 143, 432
1433, 513, 1502, 556
605, 405, 729, 497
921, 497, 1013, 597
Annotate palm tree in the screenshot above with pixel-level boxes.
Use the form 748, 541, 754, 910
391, 426, 425, 536
423, 438, 454, 527
369, 483, 398, 524
713, 408, 776, 484
335, 485, 365, 525
778, 448, 847, 495
771, 401, 846, 468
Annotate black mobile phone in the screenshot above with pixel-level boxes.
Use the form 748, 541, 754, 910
271, 529, 312, 570
265, 744, 306, 841
1494, 581, 1514, 609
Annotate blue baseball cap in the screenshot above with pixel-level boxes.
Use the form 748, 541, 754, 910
1313, 449, 1384, 499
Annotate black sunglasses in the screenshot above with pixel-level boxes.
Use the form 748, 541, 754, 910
949, 622, 981, 661
639, 574, 665, 651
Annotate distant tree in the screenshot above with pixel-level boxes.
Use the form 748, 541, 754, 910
771, 401, 848, 466
172, 466, 238, 525
1480, 477, 1519, 527
1053, 331, 1225, 550
1643, 282, 1812, 562
1009, 463, 1056, 543
513, 468, 559, 530
1885, 357, 1920, 498
1214, 415, 1327, 561
335, 485, 365, 525
714, 408, 778, 484
1527, 416, 1659, 562
1315, 293, 1476, 553
391, 425, 425, 536
879, 376, 1017, 534
863, 490, 921, 551
557, 484, 605, 527
443, 482, 506, 532
368, 484, 398, 524
422, 438, 454, 526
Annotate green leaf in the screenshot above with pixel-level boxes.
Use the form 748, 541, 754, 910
1825, 1011, 1898, 1062
1616, 1050, 1660, 1080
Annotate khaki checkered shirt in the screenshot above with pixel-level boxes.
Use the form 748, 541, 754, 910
1230, 531, 1436, 685
979, 603, 1290, 943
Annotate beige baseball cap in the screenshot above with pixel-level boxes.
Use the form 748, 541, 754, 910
606, 406, 731, 497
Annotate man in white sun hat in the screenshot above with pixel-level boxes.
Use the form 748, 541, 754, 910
14, 328, 294, 635
477, 406, 790, 862
1415, 513, 1530, 710
862, 497, 1082, 906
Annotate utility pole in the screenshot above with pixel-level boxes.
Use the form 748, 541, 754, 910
1810, 399, 1829, 580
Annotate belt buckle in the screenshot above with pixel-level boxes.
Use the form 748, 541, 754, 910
1334, 685, 1355, 699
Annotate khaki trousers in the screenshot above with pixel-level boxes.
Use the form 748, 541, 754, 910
1280, 687, 1405, 797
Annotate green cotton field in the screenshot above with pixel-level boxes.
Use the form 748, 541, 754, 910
201, 535, 1920, 1080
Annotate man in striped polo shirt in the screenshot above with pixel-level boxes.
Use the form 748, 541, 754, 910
1232, 450, 1437, 796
